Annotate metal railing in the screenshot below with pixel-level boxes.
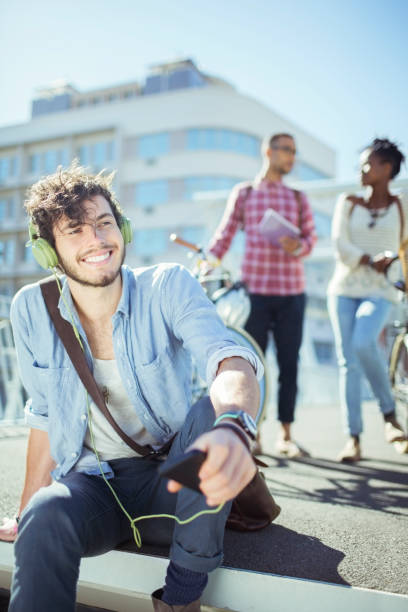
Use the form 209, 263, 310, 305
0, 296, 25, 421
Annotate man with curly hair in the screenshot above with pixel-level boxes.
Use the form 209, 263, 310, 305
1, 163, 264, 612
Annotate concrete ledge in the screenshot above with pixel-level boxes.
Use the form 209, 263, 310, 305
1, 541, 407, 612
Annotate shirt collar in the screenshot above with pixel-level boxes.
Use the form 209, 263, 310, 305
57, 265, 131, 322
253, 175, 282, 188
115, 265, 131, 318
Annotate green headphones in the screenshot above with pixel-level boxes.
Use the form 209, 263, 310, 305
28, 216, 133, 270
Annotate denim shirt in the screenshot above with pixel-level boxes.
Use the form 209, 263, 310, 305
10, 263, 263, 480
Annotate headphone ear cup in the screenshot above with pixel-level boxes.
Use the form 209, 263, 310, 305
120, 217, 133, 245
31, 238, 59, 270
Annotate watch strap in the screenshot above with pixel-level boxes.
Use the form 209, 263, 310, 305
213, 411, 257, 440
213, 411, 241, 427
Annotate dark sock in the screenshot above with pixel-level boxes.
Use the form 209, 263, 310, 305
351, 434, 360, 443
384, 411, 396, 423
162, 561, 208, 606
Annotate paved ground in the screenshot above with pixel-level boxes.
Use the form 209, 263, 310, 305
1, 400, 407, 611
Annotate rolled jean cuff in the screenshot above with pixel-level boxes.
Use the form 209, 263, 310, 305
169, 541, 224, 574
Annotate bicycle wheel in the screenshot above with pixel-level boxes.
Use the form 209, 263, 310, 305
389, 331, 408, 432
190, 325, 269, 424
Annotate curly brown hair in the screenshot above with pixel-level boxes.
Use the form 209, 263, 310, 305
25, 161, 124, 247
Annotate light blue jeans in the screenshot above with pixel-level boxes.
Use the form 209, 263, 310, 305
327, 295, 395, 435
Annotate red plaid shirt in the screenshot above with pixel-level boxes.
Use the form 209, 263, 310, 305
208, 179, 317, 295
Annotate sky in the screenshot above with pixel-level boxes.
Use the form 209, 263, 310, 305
1, 0, 407, 181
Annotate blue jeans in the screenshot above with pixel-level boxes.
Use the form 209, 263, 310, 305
327, 295, 395, 435
9, 397, 231, 612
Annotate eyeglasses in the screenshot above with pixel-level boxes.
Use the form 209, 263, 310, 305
271, 146, 297, 155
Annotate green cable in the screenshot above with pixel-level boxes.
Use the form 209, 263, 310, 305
85, 391, 224, 548
51, 271, 225, 548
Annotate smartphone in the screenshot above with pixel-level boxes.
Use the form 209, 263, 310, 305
158, 449, 207, 493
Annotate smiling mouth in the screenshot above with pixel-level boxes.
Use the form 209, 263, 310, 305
82, 250, 112, 264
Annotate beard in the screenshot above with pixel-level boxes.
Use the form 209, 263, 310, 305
58, 247, 125, 288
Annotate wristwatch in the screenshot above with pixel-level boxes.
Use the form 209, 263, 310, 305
213, 410, 257, 441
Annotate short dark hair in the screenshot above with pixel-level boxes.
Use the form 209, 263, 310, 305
367, 138, 405, 179
25, 161, 124, 247
268, 133, 295, 148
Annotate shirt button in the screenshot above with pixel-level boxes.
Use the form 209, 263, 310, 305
56, 463, 60, 468
71, 452, 77, 458
81, 414, 87, 421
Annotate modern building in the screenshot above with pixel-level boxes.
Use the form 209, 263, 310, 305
12, 58, 405, 416
0, 58, 335, 299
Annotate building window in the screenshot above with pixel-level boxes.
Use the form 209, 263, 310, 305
0, 198, 14, 222
291, 162, 329, 181
78, 141, 115, 170
180, 226, 205, 246
22, 240, 37, 264
136, 180, 168, 207
0, 240, 15, 266
186, 129, 260, 157
0, 156, 18, 183
133, 228, 168, 256
314, 211, 332, 238
93, 142, 107, 167
44, 150, 58, 174
0, 281, 14, 297
29, 153, 42, 174
184, 176, 239, 200
28, 149, 70, 175
139, 133, 170, 159
79, 145, 91, 166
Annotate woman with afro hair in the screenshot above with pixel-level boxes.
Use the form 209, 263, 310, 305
328, 138, 407, 461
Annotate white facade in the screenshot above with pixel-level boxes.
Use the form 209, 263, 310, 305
10, 59, 404, 415
0, 59, 334, 298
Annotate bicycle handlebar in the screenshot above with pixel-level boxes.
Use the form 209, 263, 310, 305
170, 233, 202, 254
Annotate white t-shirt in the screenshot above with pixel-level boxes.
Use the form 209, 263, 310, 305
327, 192, 408, 303
83, 358, 159, 461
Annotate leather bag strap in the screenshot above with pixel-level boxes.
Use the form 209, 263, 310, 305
40, 277, 168, 457
292, 189, 303, 232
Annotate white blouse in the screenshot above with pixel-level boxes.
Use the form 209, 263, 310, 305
327, 192, 408, 303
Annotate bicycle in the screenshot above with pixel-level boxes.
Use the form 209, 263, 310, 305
170, 234, 269, 425
384, 254, 408, 450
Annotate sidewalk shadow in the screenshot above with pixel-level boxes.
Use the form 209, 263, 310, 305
223, 524, 349, 586
259, 454, 408, 517
119, 523, 349, 587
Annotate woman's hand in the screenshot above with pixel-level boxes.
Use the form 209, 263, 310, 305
371, 253, 394, 274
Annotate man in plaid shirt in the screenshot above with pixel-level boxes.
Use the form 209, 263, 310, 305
207, 133, 317, 457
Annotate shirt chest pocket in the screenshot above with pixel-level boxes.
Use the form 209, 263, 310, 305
32, 364, 71, 412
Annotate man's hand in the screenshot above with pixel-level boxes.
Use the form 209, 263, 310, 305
167, 428, 256, 506
0, 517, 18, 542
279, 235, 302, 255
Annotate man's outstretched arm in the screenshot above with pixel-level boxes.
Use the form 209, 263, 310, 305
168, 356, 259, 506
